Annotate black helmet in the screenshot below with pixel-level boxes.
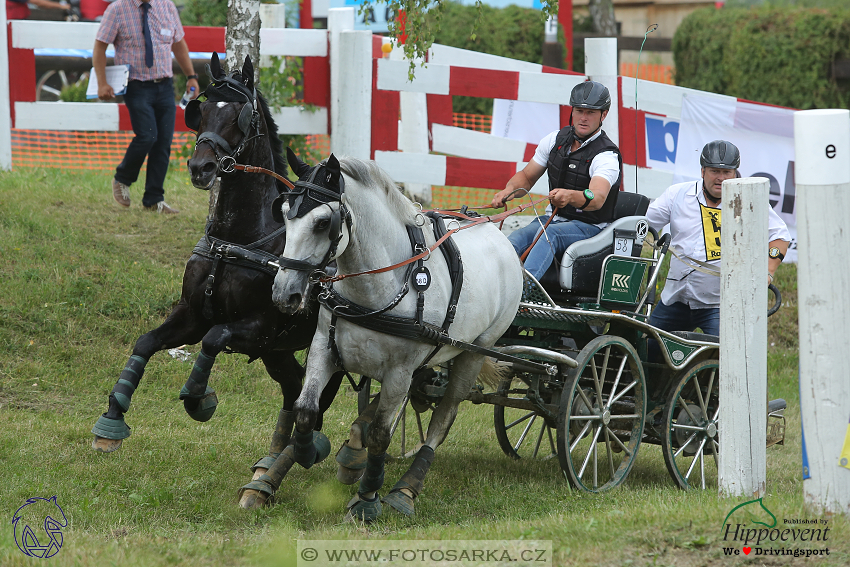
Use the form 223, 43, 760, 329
570, 81, 611, 111
700, 140, 740, 170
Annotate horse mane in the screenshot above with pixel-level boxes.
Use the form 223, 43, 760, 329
255, 90, 288, 193
337, 157, 420, 225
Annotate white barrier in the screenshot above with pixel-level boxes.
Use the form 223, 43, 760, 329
795, 109, 850, 514
719, 176, 769, 498
0, 2, 12, 170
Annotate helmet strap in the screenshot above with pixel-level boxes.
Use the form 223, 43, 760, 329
702, 181, 721, 206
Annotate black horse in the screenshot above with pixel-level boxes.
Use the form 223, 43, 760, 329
92, 54, 339, 490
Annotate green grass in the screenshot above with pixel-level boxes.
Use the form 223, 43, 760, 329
0, 167, 847, 566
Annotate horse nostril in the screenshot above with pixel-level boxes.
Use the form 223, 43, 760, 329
202, 162, 217, 175
288, 293, 302, 310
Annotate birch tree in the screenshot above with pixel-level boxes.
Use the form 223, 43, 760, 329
226, 0, 261, 80
588, 0, 617, 36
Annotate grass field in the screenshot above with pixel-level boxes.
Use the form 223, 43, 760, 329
0, 167, 847, 566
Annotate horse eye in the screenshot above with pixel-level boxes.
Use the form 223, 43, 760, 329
316, 218, 330, 231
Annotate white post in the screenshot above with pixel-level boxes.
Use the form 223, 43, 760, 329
795, 108, 850, 515
583, 38, 618, 145
391, 42, 431, 204
0, 5, 13, 170
328, 8, 359, 157
719, 176, 769, 498
259, 3, 285, 68
331, 30, 371, 160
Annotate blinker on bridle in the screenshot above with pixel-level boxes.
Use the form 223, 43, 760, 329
185, 73, 263, 176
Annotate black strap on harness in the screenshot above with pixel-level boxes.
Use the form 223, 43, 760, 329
192, 221, 287, 319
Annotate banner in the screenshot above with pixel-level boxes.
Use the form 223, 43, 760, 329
674, 94, 798, 262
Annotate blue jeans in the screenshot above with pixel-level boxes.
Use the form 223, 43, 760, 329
115, 78, 177, 207
509, 215, 602, 280
649, 299, 720, 337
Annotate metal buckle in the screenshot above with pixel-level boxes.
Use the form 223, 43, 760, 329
219, 155, 236, 174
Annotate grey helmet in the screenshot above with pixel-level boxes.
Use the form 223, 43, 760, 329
700, 140, 740, 170
570, 81, 611, 111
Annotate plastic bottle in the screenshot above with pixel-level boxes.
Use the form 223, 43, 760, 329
179, 86, 196, 109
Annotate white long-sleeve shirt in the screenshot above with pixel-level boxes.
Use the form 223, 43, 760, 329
646, 180, 791, 308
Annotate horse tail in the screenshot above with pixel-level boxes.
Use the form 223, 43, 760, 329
476, 357, 513, 390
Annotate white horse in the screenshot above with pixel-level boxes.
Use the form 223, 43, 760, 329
271, 154, 522, 521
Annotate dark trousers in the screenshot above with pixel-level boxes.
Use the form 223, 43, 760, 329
115, 78, 176, 207
649, 299, 720, 337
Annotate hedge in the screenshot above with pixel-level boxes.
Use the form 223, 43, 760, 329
673, 7, 850, 109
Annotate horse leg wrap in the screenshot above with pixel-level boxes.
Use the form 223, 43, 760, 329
180, 352, 215, 399
252, 409, 296, 474
358, 451, 387, 495
110, 355, 147, 412
240, 445, 296, 505
180, 352, 218, 422
293, 429, 331, 469
382, 445, 435, 517
269, 409, 295, 457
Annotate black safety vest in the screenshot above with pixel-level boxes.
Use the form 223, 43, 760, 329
547, 127, 623, 223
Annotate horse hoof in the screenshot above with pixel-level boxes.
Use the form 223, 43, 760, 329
91, 415, 131, 444
183, 387, 218, 422
382, 489, 415, 516
92, 436, 123, 453
337, 465, 365, 485
238, 488, 268, 510
345, 493, 382, 523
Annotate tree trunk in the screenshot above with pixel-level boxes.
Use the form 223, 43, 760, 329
588, 0, 617, 36
226, 0, 261, 80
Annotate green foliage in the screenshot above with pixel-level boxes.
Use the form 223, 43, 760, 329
59, 77, 91, 103
180, 0, 228, 27
673, 6, 850, 109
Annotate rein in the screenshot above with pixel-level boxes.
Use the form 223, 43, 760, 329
222, 160, 295, 190
316, 196, 548, 284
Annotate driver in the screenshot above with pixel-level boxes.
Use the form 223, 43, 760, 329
645, 140, 791, 336
490, 81, 623, 281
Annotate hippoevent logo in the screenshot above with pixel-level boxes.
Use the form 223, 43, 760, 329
12, 496, 67, 559
720, 498, 831, 558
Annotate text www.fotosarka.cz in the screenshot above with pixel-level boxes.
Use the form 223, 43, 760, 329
297, 540, 553, 566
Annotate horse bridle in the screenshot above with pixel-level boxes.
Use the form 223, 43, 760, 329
274, 164, 352, 282
185, 76, 265, 178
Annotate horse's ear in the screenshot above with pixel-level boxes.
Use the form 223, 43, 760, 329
287, 147, 311, 178
210, 52, 223, 79
326, 153, 341, 188
242, 55, 254, 91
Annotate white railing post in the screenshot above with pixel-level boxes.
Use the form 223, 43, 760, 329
259, 3, 285, 68
795, 108, 850, 515
0, 5, 12, 170
391, 42, 431, 204
719, 176, 769, 498
583, 38, 618, 145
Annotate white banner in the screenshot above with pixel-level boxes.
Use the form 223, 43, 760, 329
675, 94, 798, 262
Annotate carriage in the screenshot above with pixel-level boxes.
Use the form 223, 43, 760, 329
353, 191, 786, 494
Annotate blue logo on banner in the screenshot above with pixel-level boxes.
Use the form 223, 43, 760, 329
645, 117, 679, 164
12, 496, 67, 559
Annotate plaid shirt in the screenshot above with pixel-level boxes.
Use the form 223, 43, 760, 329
96, 0, 185, 82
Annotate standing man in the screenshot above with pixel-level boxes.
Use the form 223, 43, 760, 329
645, 140, 791, 336
94, 0, 199, 214
490, 81, 623, 280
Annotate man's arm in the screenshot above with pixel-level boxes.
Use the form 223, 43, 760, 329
548, 176, 611, 211
29, 0, 69, 11
768, 239, 789, 282
93, 40, 113, 100
490, 160, 547, 208
172, 39, 200, 96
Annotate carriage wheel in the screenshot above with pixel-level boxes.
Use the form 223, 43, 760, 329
356, 376, 430, 459
494, 375, 558, 461
556, 335, 646, 493
36, 70, 72, 102
662, 359, 719, 490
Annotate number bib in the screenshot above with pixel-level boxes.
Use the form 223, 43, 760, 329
700, 203, 722, 261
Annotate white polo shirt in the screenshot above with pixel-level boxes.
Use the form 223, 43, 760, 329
646, 180, 791, 309
532, 129, 620, 219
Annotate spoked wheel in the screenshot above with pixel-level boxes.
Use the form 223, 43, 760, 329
356, 375, 432, 459
662, 359, 719, 490
494, 374, 558, 461
556, 335, 646, 492
36, 70, 74, 102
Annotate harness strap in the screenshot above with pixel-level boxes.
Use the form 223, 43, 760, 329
230, 164, 295, 190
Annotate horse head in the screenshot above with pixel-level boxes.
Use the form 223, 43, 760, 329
186, 53, 267, 190
272, 152, 350, 314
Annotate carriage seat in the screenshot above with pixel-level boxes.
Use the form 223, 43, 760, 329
537, 192, 651, 301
